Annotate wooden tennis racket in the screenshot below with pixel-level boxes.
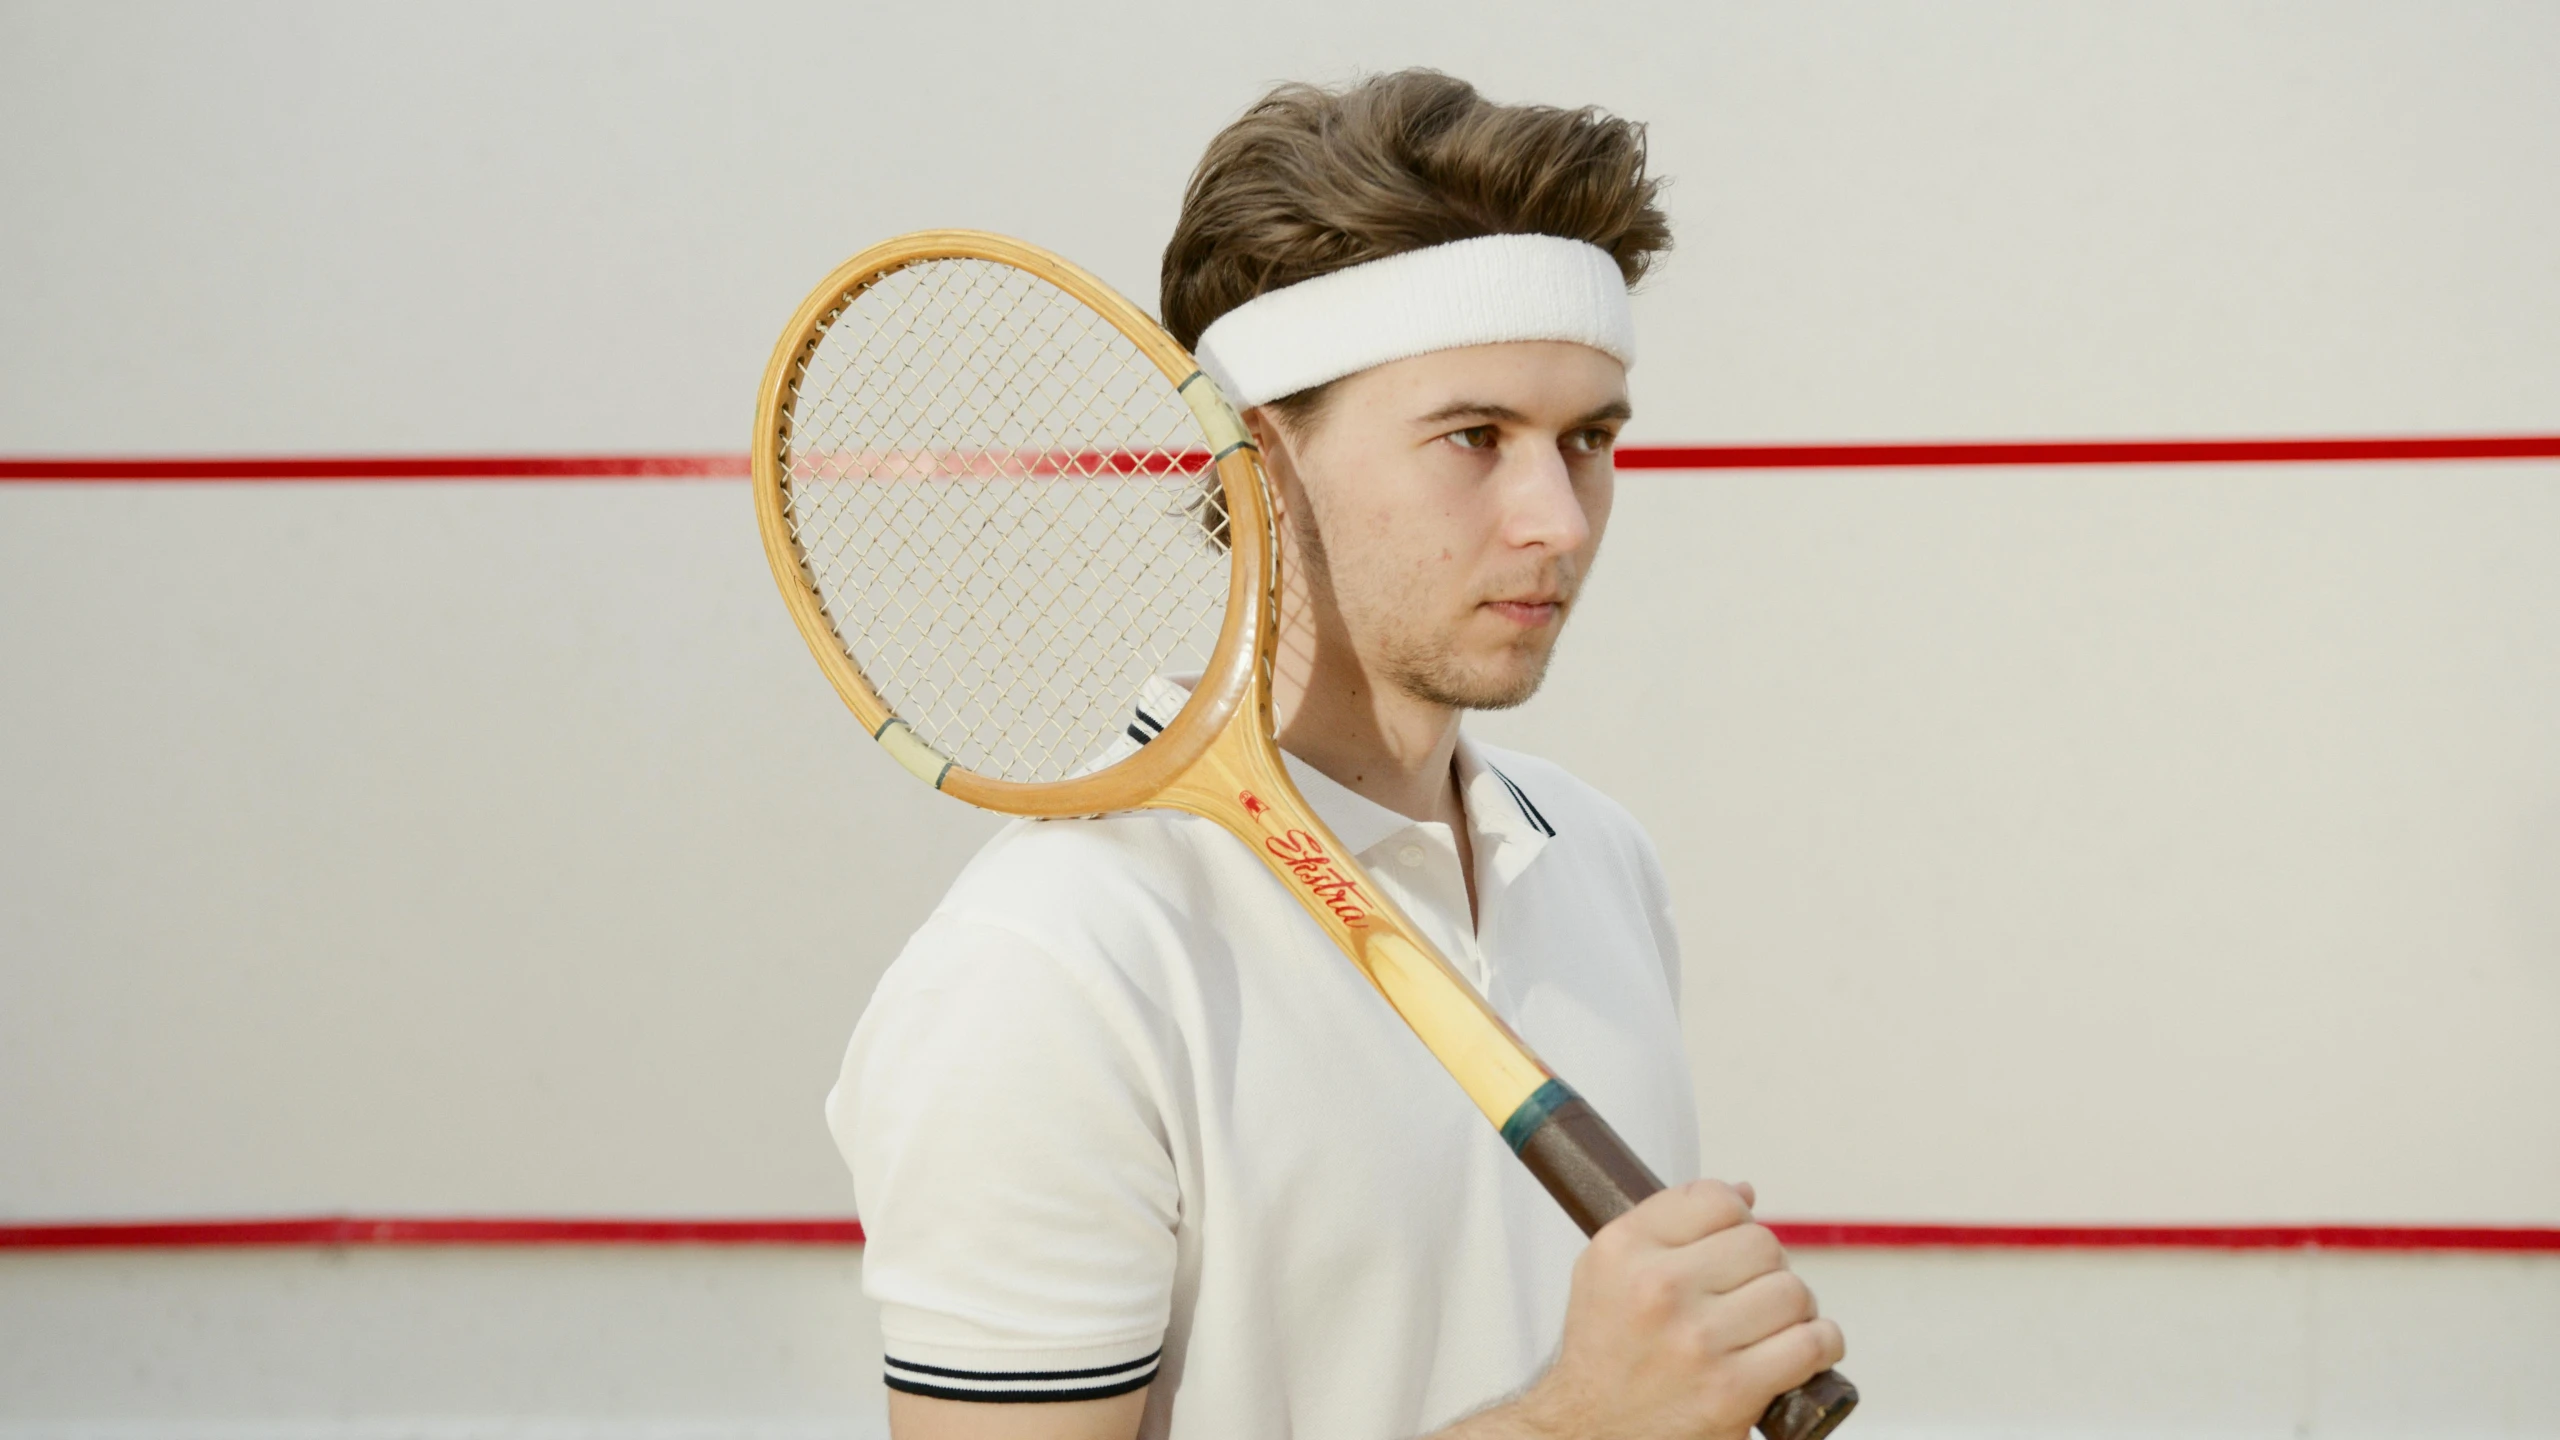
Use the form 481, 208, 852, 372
751, 230, 1855, 1440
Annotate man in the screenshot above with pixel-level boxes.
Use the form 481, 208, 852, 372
829, 69, 1845, 1440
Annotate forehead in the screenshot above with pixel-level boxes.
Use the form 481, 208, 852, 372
1331, 340, 1630, 423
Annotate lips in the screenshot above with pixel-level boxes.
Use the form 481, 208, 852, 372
1483, 598, 1565, 627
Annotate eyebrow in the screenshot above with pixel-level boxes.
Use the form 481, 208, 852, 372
1412, 398, 1635, 428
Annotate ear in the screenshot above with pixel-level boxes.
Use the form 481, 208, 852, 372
1240, 403, 1287, 460
1241, 404, 1302, 509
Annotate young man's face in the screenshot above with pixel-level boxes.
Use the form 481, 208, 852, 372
1263, 339, 1627, 711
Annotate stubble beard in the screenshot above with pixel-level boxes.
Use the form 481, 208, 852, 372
1291, 500, 1577, 713
1383, 626, 1560, 711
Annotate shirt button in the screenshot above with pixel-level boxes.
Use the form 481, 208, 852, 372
1398, 845, 1425, 867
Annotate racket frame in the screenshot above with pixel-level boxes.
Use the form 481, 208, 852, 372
751, 231, 1855, 1440
750, 229, 1553, 1131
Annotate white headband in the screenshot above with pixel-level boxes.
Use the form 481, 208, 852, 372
1191, 233, 1635, 407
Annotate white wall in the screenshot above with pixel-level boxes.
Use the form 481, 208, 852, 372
4, 1, 2556, 1434
5, 1248, 2556, 1438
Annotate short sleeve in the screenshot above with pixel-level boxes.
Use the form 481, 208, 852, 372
827, 915, 1178, 1402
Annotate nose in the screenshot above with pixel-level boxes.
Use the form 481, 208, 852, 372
1499, 437, 1594, 555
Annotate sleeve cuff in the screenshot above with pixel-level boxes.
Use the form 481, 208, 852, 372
882, 1342, 1162, 1404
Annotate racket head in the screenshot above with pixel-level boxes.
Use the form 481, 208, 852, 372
752, 230, 1276, 818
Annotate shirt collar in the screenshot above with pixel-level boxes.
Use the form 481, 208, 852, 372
1279, 750, 1419, 858
1112, 676, 1557, 881
1452, 737, 1556, 887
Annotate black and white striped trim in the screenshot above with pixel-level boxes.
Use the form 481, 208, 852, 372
1123, 703, 1169, 749
883, 1347, 1161, 1404
1485, 763, 1557, 838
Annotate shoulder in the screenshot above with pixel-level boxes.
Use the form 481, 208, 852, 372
945, 808, 1225, 915
859, 808, 1235, 1045
831, 819, 1191, 1383
931, 809, 1233, 971
834, 811, 1226, 1199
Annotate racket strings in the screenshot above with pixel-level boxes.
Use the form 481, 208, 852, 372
778, 257, 1231, 784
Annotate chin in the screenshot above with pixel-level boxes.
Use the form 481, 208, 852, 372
1381, 624, 1561, 710
1402, 655, 1553, 712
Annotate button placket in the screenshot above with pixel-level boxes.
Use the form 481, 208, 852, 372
1460, 811, 1515, 1004
1371, 825, 1487, 995
1427, 831, 1490, 993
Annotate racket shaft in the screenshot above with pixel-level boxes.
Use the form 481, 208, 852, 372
1509, 1098, 1859, 1440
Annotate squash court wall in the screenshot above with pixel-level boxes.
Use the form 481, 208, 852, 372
3, 2, 2556, 1435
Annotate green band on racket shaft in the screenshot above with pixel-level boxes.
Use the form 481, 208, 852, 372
1499, 1077, 1580, 1153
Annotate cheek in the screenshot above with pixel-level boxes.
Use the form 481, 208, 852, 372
1331, 501, 1456, 623
1404, 501, 1471, 582
1344, 494, 1445, 573
1301, 441, 1477, 606
1581, 472, 1617, 554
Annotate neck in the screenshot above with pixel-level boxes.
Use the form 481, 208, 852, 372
1274, 655, 1465, 826
1250, 410, 1468, 831
1267, 537, 1466, 828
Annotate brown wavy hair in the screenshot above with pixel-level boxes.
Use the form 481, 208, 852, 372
1160, 68, 1670, 417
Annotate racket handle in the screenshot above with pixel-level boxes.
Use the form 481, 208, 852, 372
1513, 1092, 1860, 1440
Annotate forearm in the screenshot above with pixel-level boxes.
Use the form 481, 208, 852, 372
1421, 1404, 1546, 1440
1415, 1378, 1577, 1440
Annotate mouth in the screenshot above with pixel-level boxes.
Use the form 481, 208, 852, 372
1481, 596, 1567, 629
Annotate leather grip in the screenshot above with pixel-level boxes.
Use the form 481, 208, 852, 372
1513, 1094, 1860, 1440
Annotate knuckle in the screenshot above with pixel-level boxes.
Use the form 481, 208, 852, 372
1575, 1231, 1608, 1273
1695, 1177, 1748, 1214
1671, 1313, 1724, 1368
1737, 1222, 1786, 1272
1784, 1318, 1842, 1375
1628, 1265, 1684, 1320
1583, 1222, 1632, 1269
1774, 1270, 1816, 1318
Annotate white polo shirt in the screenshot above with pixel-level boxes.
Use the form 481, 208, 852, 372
828, 688, 1700, 1439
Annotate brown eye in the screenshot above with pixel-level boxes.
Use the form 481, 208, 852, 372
1565, 427, 1617, 455
1446, 425, 1498, 451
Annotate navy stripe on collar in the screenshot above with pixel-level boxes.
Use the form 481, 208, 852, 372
1485, 762, 1557, 838
1126, 704, 1169, 748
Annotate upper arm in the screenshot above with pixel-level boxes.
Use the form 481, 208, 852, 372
831, 916, 1179, 1418
888, 1388, 1147, 1440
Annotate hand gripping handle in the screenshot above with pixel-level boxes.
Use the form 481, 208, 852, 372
1513, 1093, 1859, 1440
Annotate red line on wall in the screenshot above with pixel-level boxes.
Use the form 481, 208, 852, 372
6, 1216, 2556, 1253
0, 454, 747, 482
1611, 434, 2560, 470
1767, 1221, 2560, 1252
0, 1217, 868, 1249
3, 434, 2557, 483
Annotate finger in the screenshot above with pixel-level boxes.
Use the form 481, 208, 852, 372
1614, 1178, 1755, 1248
1724, 1317, 1847, 1401
1671, 1220, 1790, 1295
1701, 1267, 1819, 1353
1734, 1180, 1756, 1209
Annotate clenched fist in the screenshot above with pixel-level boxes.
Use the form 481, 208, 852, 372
1447, 1181, 1846, 1440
